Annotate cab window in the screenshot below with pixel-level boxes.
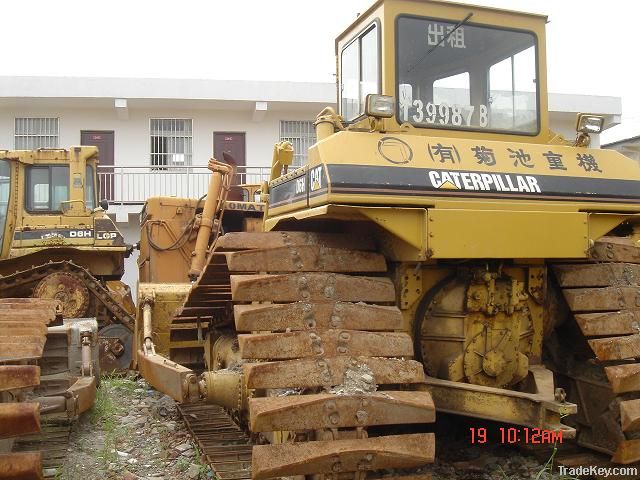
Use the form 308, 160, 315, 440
0, 160, 12, 251
85, 165, 96, 210
340, 23, 379, 121
26, 165, 69, 212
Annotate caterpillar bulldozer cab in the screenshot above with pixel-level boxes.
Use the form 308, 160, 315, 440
0, 147, 135, 372
136, 0, 640, 477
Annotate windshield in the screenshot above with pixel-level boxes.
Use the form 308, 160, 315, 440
85, 165, 96, 210
26, 165, 69, 212
0, 160, 11, 251
397, 15, 538, 134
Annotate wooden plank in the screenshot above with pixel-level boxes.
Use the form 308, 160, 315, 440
589, 335, 640, 361
554, 264, 640, 288
0, 365, 40, 391
225, 246, 387, 273
249, 391, 435, 431
244, 357, 425, 389
239, 330, 413, 360
217, 231, 375, 251
605, 364, 640, 394
620, 399, 640, 432
234, 302, 402, 332
230, 273, 395, 303
612, 438, 640, 464
563, 287, 640, 312
575, 311, 640, 337
252, 433, 434, 480
591, 237, 640, 264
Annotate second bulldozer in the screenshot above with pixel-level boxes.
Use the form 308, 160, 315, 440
137, 0, 640, 477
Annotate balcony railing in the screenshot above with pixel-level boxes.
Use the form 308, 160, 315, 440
97, 165, 271, 204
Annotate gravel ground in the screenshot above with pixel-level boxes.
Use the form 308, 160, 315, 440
55, 374, 213, 480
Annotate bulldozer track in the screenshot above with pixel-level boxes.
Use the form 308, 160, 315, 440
174, 231, 436, 479
178, 403, 252, 480
550, 235, 640, 467
0, 259, 134, 330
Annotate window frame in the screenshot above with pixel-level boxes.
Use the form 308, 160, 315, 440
0, 159, 13, 253
394, 14, 541, 136
339, 19, 382, 122
25, 164, 70, 214
85, 164, 96, 210
149, 118, 194, 167
279, 120, 317, 167
14, 117, 60, 150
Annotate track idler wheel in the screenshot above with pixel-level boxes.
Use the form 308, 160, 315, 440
98, 323, 133, 373
33, 272, 90, 318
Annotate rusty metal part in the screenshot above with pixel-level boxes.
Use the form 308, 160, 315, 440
0, 260, 134, 330
230, 273, 396, 303
426, 366, 576, 436
239, 330, 414, 360
33, 272, 90, 318
98, 324, 133, 373
0, 366, 40, 392
551, 238, 640, 464
200, 369, 247, 411
217, 231, 375, 251
252, 433, 435, 480
224, 245, 387, 272
0, 451, 43, 480
234, 302, 402, 332
137, 350, 199, 403
249, 391, 435, 431
244, 357, 425, 389
178, 403, 252, 480
0, 403, 40, 439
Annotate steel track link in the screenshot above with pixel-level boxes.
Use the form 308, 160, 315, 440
178, 403, 252, 480
0, 260, 134, 330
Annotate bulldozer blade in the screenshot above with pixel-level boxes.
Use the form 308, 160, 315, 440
244, 357, 425, 389
589, 335, 640, 360
231, 273, 395, 303
251, 433, 435, 480
234, 302, 402, 332
591, 237, 640, 264
620, 399, 640, 432
574, 311, 640, 337
217, 231, 375, 251
0, 451, 43, 480
225, 246, 386, 273
612, 439, 640, 464
249, 391, 435, 431
605, 364, 640, 394
554, 264, 640, 287
0, 402, 40, 438
0, 365, 40, 392
239, 331, 413, 360
562, 287, 640, 312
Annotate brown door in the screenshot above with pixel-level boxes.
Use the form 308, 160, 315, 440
81, 130, 114, 201
214, 132, 246, 200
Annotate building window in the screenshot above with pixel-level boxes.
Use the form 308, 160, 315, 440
279, 120, 316, 167
14, 118, 59, 149
150, 119, 193, 167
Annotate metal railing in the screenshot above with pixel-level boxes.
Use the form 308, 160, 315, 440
97, 164, 271, 204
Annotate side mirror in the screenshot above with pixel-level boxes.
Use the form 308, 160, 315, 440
100, 199, 109, 210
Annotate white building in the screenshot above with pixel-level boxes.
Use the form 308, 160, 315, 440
602, 135, 640, 162
0, 76, 623, 289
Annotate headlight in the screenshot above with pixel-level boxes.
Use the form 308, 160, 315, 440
576, 113, 605, 134
365, 94, 395, 119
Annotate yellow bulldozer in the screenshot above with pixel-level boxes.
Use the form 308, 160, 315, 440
136, 0, 640, 477
0, 146, 135, 371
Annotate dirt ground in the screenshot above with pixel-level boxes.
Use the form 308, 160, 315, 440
54, 374, 574, 480
54, 374, 212, 480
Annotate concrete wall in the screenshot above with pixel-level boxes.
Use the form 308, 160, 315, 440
0, 105, 316, 168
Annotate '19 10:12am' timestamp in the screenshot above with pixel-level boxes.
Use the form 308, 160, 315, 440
469, 427, 563, 445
